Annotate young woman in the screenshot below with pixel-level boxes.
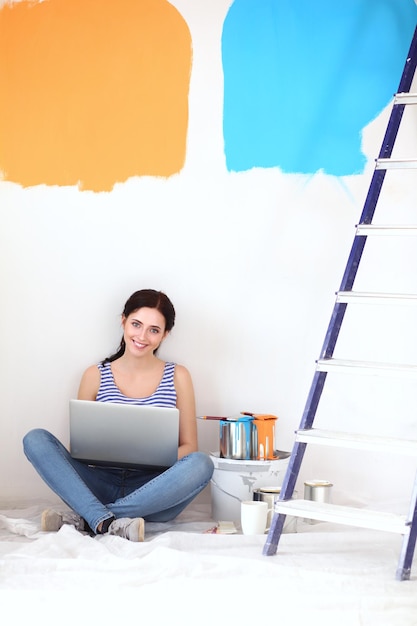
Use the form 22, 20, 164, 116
23, 289, 214, 541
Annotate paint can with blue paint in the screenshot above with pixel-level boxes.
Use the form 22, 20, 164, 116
219, 416, 258, 460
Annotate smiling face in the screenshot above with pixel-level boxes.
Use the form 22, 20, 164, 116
122, 307, 168, 357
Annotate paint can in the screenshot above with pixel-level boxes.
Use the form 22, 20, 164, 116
219, 416, 258, 460
252, 486, 298, 533
303, 479, 333, 524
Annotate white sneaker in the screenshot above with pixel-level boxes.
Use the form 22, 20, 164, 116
41, 509, 86, 532
107, 517, 145, 542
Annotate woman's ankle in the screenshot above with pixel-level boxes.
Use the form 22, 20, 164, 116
96, 516, 115, 534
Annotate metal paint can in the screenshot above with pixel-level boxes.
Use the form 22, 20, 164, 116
253, 486, 298, 533
219, 417, 258, 460
304, 480, 333, 524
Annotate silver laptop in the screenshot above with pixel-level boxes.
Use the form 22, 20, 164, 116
69, 399, 179, 470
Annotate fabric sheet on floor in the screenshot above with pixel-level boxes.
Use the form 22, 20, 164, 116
0, 500, 416, 625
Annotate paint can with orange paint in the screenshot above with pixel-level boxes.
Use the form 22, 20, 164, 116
241, 412, 278, 460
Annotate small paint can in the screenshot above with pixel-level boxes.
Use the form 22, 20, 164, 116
253, 486, 298, 533
304, 479, 333, 524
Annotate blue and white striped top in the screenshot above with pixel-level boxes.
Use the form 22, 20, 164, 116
95, 361, 177, 407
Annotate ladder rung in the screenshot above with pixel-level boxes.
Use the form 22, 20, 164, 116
274, 500, 409, 534
336, 291, 417, 305
394, 92, 417, 105
295, 428, 417, 456
356, 225, 417, 236
376, 158, 417, 170
316, 358, 417, 378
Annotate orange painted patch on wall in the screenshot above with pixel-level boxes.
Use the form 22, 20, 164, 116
0, 0, 192, 192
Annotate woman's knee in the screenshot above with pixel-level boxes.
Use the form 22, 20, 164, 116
23, 428, 52, 457
188, 451, 214, 483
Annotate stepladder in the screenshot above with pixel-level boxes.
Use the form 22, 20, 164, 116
263, 26, 417, 581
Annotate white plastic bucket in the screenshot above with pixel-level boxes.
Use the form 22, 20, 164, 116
210, 452, 295, 531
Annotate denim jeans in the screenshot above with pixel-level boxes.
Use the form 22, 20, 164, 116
23, 428, 214, 533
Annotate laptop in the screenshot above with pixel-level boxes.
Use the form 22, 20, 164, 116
69, 399, 179, 470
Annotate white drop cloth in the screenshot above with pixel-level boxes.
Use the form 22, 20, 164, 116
0, 500, 416, 625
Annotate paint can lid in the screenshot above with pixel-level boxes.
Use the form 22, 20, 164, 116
304, 480, 333, 487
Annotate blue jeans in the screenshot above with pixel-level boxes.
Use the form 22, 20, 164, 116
23, 428, 214, 533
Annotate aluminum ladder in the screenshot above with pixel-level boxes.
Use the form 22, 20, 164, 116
263, 26, 417, 581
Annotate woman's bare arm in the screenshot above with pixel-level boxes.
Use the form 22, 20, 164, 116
174, 364, 198, 459
77, 365, 101, 401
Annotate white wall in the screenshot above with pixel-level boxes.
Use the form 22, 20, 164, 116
1, 0, 417, 513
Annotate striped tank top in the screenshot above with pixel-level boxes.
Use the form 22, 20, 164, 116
95, 361, 177, 407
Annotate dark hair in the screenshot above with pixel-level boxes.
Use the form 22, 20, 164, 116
102, 289, 176, 364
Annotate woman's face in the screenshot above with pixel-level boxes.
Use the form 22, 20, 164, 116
122, 307, 168, 357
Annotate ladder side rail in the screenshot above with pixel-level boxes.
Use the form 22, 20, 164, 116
394, 26, 417, 111
377, 25, 417, 165
396, 474, 417, 581
263, 511, 287, 556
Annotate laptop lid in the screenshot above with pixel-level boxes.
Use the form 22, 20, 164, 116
69, 399, 179, 470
